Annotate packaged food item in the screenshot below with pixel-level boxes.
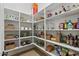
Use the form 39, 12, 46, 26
5, 23, 15, 30
55, 45, 61, 56
68, 50, 76, 56
61, 47, 69, 56
56, 32, 61, 42
46, 34, 51, 40
47, 10, 52, 18
47, 45, 55, 52
5, 43, 16, 50
21, 27, 24, 30
5, 34, 14, 39
50, 35, 57, 41
59, 23, 64, 29
73, 20, 77, 29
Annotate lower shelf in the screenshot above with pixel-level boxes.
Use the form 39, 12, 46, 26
4, 43, 56, 56
34, 36, 79, 52
4, 43, 33, 52
33, 43, 56, 56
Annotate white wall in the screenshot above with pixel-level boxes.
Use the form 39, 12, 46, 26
4, 3, 51, 15
4, 3, 32, 15
0, 3, 4, 56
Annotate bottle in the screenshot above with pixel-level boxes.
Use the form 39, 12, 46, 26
64, 20, 67, 29
77, 18, 79, 29
66, 35, 70, 45
74, 35, 78, 47
59, 23, 64, 29
63, 36, 67, 43
77, 35, 79, 47
73, 20, 77, 29
62, 6, 66, 12
67, 20, 73, 29
69, 33, 74, 46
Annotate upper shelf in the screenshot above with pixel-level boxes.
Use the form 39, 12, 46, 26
35, 7, 79, 23
46, 7, 79, 20
4, 8, 32, 23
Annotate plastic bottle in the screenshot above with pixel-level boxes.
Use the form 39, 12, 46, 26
64, 20, 67, 29
67, 20, 73, 29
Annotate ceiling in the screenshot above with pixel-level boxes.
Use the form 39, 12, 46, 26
4, 3, 51, 15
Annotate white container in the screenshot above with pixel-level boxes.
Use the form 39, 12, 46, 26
25, 27, 28, 30
21, 27, 24, 30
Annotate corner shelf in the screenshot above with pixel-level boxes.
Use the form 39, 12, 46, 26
33, 43, 56, 56
34, 36, 79, 52
46, 7, 79, 20
35, 7, 79, 23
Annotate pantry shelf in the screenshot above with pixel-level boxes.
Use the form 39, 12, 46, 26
5, 29, 19, 31
34, 7, 79, 23
34, 36, 45, 41
20, 36, 33, 39
34, 19, 44, 23
20, 21, 32, 23
5, 19, 19, 22
46, 40, 79, 52
33, 36, 79, 52
20, 30, 32, 31
46, 7, 79, 20
4, 38, 19, 41
33, 43, 56, 56
45, 29, 79, 31
4, 43, 33, 52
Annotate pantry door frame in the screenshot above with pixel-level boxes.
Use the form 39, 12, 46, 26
0, 3, 4, 56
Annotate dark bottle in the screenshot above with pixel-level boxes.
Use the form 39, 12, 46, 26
69, 33, 74, 46
62, 6, 66, 12
2, 51, 8, 56
63, 36, 67, 43
77, 35, 79, 47
60, 32, 64, 43
77, 18, 79, 29
74, 35, 78, 47
66, 35, 70, 45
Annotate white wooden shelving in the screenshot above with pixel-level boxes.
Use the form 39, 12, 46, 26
4, 8, 33, 54
4, 43, 33, 52
33, 3, 79, 56
34, 36, 79, 52
33, 43, 56, 56
20, 36, 33, 39
34, 6, 79, 23
3, 3, 79, 56
4, 38, 19, 41
45, 29, 79, 31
